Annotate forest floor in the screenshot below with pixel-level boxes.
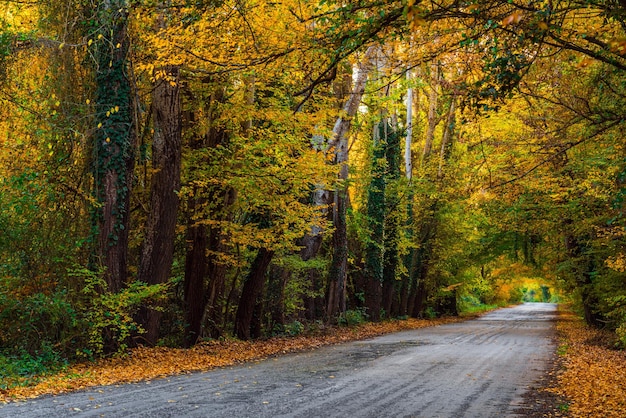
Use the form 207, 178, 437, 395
1, 305, 625, 417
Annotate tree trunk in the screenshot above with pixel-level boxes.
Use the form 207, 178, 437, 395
298, 231, 326, 321
235, 247, 275, 340
183, 79, 231, 346
326, 45, 377, 320
405, 70, 414, 180
382, 126, 402, 317
438, 96, 456, 179
267, 264, 289, 330
399, 71, 416, 317
408, 209, 438, 317
204, 223, 230, 339
183, 201, 208, 347
136, 65, 182, 345
92, 2, 135, 293
327, 188, 349, 318
363, 122, 386, 321
564, 231, 604, 327
421, 63, 441, 162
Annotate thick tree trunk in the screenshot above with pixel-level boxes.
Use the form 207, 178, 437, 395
298, 231, 325, 320
235, 247, 275, 340
408, 209, 438, 317
136, 65, 182, 345
183, 204, 208, 347
182, 78, 232, 346
564, 232, 604, 327
92, 3, 135, 293
203, 224, 230, 339
327, 189, 349, 318
267, 264, 289, 330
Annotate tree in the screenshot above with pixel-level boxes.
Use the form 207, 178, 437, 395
91, 1, 135, 293
136, 64, 182, 345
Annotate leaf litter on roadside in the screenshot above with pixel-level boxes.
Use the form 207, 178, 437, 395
551, 309, 626, 417
0, 316, 464, 403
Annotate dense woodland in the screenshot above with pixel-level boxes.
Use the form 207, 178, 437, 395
0, 0, 625, 369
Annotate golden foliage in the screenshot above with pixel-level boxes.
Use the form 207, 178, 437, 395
553, 310, 626, 417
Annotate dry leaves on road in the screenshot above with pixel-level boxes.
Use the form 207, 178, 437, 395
552, 310, 626, 417
0, 316, 464, 403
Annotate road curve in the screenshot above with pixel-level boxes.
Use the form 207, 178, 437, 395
0, 303, 557, 418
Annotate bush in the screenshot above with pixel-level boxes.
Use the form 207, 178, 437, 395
0, 288, 76, 356
338, 308, 368, 326
0, 342, 67, 389
283, 320, 304, 336
606, 295, 626, 347
69, 267, 168, 358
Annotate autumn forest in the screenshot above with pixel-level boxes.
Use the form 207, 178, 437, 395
0, 0, 625, 383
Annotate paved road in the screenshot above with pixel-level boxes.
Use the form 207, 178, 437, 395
0, 303, 557, 418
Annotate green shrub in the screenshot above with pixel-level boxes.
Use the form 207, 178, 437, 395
606, 295, 626, 348
0, 342, 67, 389
338, 308, 368, 326
283, 320, 304, 336
69, 267, 168, 358
0, 288, 76, 355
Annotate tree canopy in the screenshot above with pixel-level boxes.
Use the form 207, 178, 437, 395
0, 0, 625, 376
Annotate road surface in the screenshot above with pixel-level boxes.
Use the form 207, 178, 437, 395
0, 303, 557, 417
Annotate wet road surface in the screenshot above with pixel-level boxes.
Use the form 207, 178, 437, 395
0, 303, 557, 417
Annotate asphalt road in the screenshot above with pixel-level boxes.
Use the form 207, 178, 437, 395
0, 303, 558, 418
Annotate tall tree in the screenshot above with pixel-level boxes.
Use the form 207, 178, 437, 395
363, 122, 387, 321
326, 45, 377, 319
136, 64, 182, 345
91, 1, 135, 293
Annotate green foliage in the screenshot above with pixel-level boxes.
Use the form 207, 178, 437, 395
0, 342, 67, 390
0, 288, 76, 356
283, 320, 305, 336
0, 265, 168, 364
69, 267, 168, 358
605, 295, 626, 348
338, 308, 368, 326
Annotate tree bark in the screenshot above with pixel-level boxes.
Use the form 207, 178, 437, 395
382, 126, 401, 317
363, 122, 386, 321
136, 65, 182, 345
326, 45, 377, 319
235, 247, 275, 340
183, 200, 209, 347
183, 80, 231, 347
405, 70, 414, 180
421, 63, 440, 162
92, 2, 135, 293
